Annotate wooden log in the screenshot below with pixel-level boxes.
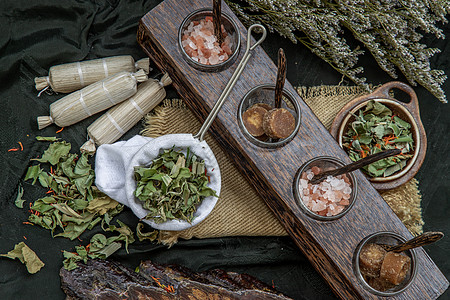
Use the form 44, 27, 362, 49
137, 0, 449, 298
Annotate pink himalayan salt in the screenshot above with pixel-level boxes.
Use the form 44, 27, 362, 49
181, 16, 233, 65
299, 166, 352, 217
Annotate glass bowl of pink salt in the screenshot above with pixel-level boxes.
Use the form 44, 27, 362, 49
178, 8, 241, 72
353, 231, 417, 296
293, 156, 357, 220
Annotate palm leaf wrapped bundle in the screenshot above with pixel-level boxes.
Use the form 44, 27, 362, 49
80, 73, 172, 153
35, 55, 150, 93
37, 70, 148, 129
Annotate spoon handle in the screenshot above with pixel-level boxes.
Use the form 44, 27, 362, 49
274, 48, 286, 108
213, 0, 223, 44
310, 148, 401, 184
385, 232, 444, 253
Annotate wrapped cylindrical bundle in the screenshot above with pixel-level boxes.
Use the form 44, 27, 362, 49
35, 55, 150, 93
80, 73, 172, 153
37, 70, 148, 130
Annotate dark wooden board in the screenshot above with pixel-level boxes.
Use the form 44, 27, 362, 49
137, 0, 449, 298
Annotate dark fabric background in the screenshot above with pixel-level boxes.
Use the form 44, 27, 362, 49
0, 1, 448, 299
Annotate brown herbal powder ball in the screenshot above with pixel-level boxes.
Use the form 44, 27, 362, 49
243, 104, 270, 137
262, 108, 295, 139
379, 251, 411, 285
359, 243, 387, 278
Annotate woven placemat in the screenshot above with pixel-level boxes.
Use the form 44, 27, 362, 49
141, 86, 424, 245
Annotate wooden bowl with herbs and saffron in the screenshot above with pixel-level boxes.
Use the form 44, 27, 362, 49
330, 81, 427, 190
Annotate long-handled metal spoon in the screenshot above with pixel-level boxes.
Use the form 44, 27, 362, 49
194, 24, 267, 141
382, 231, 444, 253
213, 0, 224, 44
310, 148, 402, 184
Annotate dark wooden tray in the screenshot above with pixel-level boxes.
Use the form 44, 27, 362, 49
137, 0, 449, 298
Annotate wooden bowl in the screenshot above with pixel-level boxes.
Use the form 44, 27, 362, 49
330, 82, 427, 190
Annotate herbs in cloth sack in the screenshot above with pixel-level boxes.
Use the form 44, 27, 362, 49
134, 147, 218, 224
342, 100, 414, 178
95, 135, 221, 231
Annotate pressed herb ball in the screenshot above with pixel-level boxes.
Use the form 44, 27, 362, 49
134, 148, 218, 224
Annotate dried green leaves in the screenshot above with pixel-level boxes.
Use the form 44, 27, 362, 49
25, 141, 123, 240
25, 140, 123, 240
136, 223, 158, 242
15, 184, 26, 208
1, 242, 45, 274
134, 148, 217, 224
21, 138, 139, 271
343, 101, 414, 177
19, 138, 161, 271
62, 221, 135, 271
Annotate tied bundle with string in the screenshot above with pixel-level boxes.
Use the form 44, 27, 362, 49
35, 55, 150, 94
37, 70, 148, 129
80, 73, 172, 153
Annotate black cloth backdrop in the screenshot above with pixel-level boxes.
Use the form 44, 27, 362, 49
0, 1, 448, 299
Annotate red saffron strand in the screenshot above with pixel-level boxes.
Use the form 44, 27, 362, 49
56, 127, 64, 133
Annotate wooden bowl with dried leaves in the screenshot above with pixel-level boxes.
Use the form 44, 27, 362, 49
330, 82, 427, 190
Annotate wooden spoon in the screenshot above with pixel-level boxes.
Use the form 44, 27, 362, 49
213, 0, 223, 44
382, 231, 444, 253
274, 48, 286, 109
310, 148, 401, 184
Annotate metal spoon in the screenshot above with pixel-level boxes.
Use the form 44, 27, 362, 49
213, 0, 224, 44
310, 148, 402, 184
382, 231, 444, 253
194, 24, 267, 141
274, 48, 286, 109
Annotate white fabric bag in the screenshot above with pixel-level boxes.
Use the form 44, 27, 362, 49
95, 134, 221, 231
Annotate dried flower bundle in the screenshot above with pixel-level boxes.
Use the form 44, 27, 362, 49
35, 55, 150, 93
227, 0, 449, 103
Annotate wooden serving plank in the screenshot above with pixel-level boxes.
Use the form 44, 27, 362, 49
137, 0, 449, 298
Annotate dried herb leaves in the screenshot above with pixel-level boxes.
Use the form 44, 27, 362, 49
25, 140, 124, 240
62, 220, 135, 271
134, 148, 217, 224
1, 242, 45, 274
20, 138, 161, 271
343, 101, 414, 177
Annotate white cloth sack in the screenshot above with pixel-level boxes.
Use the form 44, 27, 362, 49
95, 134, 221, 231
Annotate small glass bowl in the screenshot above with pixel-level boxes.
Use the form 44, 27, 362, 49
238, 84, 301, 148
353, 231, 417, 296
178, 8, 241, 72
293, 156, 357, 221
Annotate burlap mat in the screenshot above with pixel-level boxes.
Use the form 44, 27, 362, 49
141, 86, 424, 245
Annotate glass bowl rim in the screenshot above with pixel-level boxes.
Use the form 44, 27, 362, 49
293, 156, 358, 221
352, 231, 418, 296
237, 83, 302, 148
177, 8, 241, 70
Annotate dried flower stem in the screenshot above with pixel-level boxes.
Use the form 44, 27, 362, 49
227, 0, 449, 103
